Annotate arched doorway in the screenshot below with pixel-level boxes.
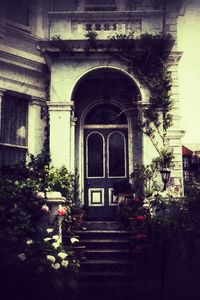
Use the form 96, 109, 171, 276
73, 67, 142, 220
83, 103, 129, 219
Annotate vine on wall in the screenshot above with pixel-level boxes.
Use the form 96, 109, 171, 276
84, 31, 174, 156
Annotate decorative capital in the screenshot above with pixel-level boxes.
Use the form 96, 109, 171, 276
30, 96, 47, 106
47, 101, 74, 111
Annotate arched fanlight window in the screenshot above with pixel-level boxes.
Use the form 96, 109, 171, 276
85, 104, 127, 125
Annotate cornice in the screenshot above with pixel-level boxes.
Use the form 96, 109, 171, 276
0, 43, 46, 72
0, 75, 45, 94
166, 129, 185, 139
48, 10, 164, 21
5, 24, 40, 43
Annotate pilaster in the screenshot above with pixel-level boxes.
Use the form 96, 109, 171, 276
47, 101, 74, 170
28, 97, 47, 156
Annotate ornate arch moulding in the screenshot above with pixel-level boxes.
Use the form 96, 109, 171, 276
70, 65, 148, 105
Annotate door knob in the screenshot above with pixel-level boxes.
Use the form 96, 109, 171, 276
87, 181, 90, 186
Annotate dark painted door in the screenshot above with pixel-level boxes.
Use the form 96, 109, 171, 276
84, 128, 128, 220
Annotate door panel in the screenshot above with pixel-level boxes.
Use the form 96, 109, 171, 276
84, 128, 128, 219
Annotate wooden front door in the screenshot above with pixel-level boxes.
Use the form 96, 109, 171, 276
84, 128, 129, 219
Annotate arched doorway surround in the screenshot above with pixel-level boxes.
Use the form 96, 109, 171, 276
72, 67, 142, 219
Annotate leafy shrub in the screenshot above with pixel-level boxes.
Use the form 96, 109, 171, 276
0, 157, 80, 300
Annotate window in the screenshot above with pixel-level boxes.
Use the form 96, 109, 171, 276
85, 104, 127, 125
51, 0, 78, 11
108, 132, 126, 177
0, 94, 28, 170
85, 0, 117, 11
183, 156, 189, 169
192, 156, 197, 164
5, 0, 31, 27
87, 133, 104, 177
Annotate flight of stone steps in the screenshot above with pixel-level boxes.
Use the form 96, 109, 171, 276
75, 221, 134, 300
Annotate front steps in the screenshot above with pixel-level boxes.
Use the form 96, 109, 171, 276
75, 221, 133, 299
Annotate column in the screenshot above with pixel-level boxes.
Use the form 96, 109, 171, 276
70, 112, 77, 174
166, 54, 185, 197
47, 101, 74, 170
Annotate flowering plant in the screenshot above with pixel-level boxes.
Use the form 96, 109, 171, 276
135, 216, 146, 221
57, 207, 68, 216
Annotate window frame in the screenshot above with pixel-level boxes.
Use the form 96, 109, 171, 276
5, 0, 32, 33
0, 93, 29, 169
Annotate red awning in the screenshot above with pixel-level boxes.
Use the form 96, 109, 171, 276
182, 145, 193, 156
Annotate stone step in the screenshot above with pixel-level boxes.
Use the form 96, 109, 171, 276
82, 221, 125, 230
84, 249, 131, 260
80, 259, 132, 272
81, 238, 130, 250
76, 230, 132, 239
80, 270, 132, 284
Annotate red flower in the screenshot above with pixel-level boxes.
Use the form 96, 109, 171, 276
136, 216, 146, 221
133, 197, 140, 203
136, 233, 146, 239
57, 207, 67, 216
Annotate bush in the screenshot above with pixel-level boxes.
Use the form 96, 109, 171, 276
0, 158, 80, 300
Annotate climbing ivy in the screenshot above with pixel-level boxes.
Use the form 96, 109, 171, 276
109, 32, 174, 135
84, 31, 174, 141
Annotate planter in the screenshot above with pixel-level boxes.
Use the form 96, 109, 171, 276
117, 194, 133, 207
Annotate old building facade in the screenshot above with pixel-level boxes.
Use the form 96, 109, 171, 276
0, 0, 185, 218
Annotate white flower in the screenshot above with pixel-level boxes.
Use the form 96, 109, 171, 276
41, 204, 50, 213
43, 237, 52, 242
70, 237, 79, 244
61, 260, 69, 268
46, 255, 56, 264
26, 239, 33, 245
52, 242, 60, 249
47, 228, 54, 234
17, 253, 26, 261
52, 235, 59, 241
51, 263, 61, 270
58, 252, 68, 260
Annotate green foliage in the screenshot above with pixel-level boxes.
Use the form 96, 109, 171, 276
131, 162, 161, 199
0, 176, 43, 247
85, 30, 98, 40
47, 166, 73, 201
110, 32, 173, 133
0, 233, 79, 300
153, 148, 174, 168
0, 155, 80, 299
